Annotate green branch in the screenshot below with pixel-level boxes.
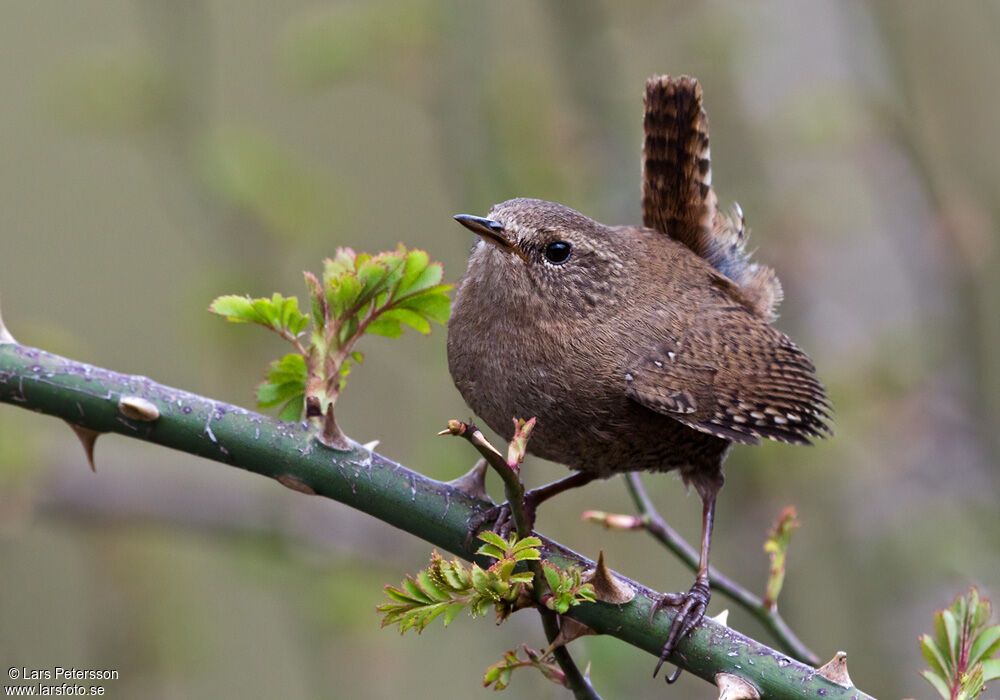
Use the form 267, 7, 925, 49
0, 340, 873, 699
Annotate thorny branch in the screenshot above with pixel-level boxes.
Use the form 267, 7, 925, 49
0, 337, 870, 699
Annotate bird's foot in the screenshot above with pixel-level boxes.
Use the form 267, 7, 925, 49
650, 579, 711, 683
465, 503, 515, 547
464, 492, 539, 548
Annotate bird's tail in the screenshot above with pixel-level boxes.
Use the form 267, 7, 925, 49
642, 75, 783, 321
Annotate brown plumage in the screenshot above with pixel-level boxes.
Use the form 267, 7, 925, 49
448, 198, 828, 488
448, 76, 829, 679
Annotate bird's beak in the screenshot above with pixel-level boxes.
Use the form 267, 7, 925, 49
453, 215, 527, 261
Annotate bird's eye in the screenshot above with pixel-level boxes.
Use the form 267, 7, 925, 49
544, 240, 572, 264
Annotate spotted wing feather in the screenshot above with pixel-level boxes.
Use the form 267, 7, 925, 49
624, 283, 830, 445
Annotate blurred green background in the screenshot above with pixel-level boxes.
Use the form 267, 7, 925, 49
1, 1, 998, 698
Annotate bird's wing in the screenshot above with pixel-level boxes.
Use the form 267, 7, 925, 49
624, 273, 830, 445
642, 75, 783, 321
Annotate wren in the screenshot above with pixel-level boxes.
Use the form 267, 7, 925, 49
447, 75, 830, 678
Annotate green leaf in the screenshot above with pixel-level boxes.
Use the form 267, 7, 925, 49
982, 658, 1000, 681
211, 293, 308, 338
256, 381, 304, 407
495, 560, 514, 582
509, 536, 542, 552
401, 577, 432, 604
414, 603, 448, 631
543, 564, 560, 593
470, 564, 491, 596
442, 601, 464, 627
267, 353, 308, 383
416, 570, 446, 602
282, 295, 310, 335
399, 248, 430, 291
512, 548, 541, 562
277, 396, 305, 421
969, 589, 988, 627
942, 610, 960, 661
209, 295, 263, 323
921, 669, 952, 700
380, 307, 431, 334
356, 257, 395, 303
256, 354, 308, 416
398, 255, 442, 297
253, 296, 281, 327
477, 544, 505, 561
398, 286, 451, 324
383, 586, 416, 605
477, 531, 509, 551
376, 250, 406, 290
327, 274, 362, 320
366, 317, 403, 338
303, 271, 326, 331
970, 625, 1000, 666
921, 634, 950, 680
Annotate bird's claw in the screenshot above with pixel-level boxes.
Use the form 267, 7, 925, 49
651, 579, 711, 683
464, 493, 540, 548
464, 503, 516, 549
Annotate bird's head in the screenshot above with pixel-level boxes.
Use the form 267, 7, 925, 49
453, 198, 631, 314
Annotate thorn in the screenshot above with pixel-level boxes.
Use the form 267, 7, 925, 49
816, 651, 853, 687
446, 458, 492, 502
582, 551, 635, 604
0, 298, 15, 344
361, 440, 379, 451
708, 609, 729, 627
277, 474, 316, 495
715, 672, 760, 700
474, 429, 506, 460
65, 421, 101, 472
117, 396, 160, 422
316, 404, 351, 450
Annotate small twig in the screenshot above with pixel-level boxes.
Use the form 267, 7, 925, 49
443, 419, 603, 699
439, 419, 530, 539
539, 607, 602, 700
623, 473, 820, 666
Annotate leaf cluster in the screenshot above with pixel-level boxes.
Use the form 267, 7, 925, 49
483, 644, 567, 692
209, 245, 450, 424
377, 532, 594, 635
540, 562, 596, 614
377, 532, 541, 634
920, 588, 1000, 700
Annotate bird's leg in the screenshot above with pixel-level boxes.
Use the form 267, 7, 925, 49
651, 488, 717, 681
467, 471, 598, 541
